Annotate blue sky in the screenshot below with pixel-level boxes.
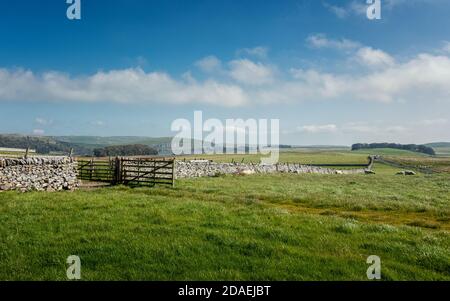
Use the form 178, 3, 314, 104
1, 0, 450, 145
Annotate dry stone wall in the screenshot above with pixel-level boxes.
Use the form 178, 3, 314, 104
0, 157, 79, 192
175, 161, 369, 179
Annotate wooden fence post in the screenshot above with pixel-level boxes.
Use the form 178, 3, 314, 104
153, 160, 156, 187
367, 156, 375, 170
114, 157, 122, 185
172, 159, 175, 187
89, 158, 93, 181
137, 158, 141, 185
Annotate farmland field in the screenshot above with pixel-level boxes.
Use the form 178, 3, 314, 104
1, 150, 450, 280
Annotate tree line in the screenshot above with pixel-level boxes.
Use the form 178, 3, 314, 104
351, 143, 435, 155
93, 144, 158, 157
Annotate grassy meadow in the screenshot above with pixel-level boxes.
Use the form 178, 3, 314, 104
1, 148, 450, 280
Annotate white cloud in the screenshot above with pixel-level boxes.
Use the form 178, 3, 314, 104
237, 46, 269, 59
32, 129, 45, 135
297, 122, 407, 138
323, 1, 365, 18
228, 59, 274, 85
443, 41, 450, 53
1, 48, 450, 107
136, 56, 148, 67
195, 56, 222, 73
355, 47, 395, 68
0, 67, 248, 107
181, 71, 196, 84
323, 3, 349, 19
284, 50, 450, 104
341, 123, 379, 134
307, 35, 395, 69
297, 124, 337, 134
91, 120, 105, 126
419, 118, 448, 126
383, 0, 437, 9
385, 125, 408, 133
306, 33, 361, 50
35, 117, 51, 125
348, 1, 368, 15
324, 0, 439, 19
307, 34, 361, 51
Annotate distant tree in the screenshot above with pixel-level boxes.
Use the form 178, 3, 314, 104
93, 148, 107, 157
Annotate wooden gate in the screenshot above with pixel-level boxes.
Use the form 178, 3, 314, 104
119, 157, 175, 186
78, 157, 175, 187
77, 158, 116, 183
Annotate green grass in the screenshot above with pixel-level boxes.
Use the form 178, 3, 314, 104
0, 151, 27, 156
1, 163, 449, 280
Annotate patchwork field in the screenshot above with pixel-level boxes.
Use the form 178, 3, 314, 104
1, 150, 449, 280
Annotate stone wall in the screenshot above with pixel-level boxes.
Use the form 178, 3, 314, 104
0, 157, 79, 192
175, 161, 369, 179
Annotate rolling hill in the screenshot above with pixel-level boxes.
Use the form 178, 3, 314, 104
53, 136, 172, 147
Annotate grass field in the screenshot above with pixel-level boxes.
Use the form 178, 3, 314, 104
1, 151, 450, 280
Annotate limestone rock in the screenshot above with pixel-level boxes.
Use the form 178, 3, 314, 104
175, 161, 367, 179
396, 170, 416, 176
0, 156, 79, 192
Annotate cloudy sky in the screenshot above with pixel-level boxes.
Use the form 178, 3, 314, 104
0, 0, 449, 145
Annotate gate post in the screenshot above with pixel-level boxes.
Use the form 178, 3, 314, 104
171, 158, 175, 187
367, 156, 375, 170
114, 157, 122, 185
89, 158, 93, 181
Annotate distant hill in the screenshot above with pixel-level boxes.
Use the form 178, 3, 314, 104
0, 134, 173, 156
53, 136, 172, 147
0, 134, 89, 155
